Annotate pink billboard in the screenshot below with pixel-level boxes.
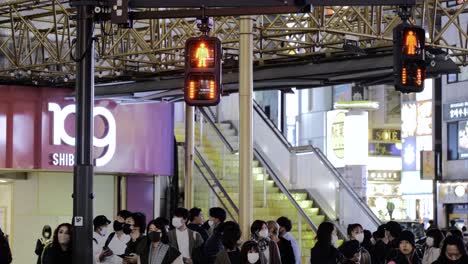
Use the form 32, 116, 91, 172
0, 85, 174, 175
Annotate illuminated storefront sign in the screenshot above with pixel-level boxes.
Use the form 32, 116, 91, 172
326, 110, 347, 167
439, 182, 468, 204
371, 129, 401, 142
369, 143, 402, 156
368, 170, 401, 182
443, 100, 468, 121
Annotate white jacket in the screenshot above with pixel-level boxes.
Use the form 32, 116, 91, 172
422, 247, 440, 264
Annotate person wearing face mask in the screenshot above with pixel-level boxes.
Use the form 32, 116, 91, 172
214, 221, 242, 264
124, 212, 149, 264
95, 210, 132, 264
310, 222, 340, 264
432, 235, 468, 264
422, 228, 443, 264
167, 208, 204, 264
207, 207, 227, 236
250, 220, 282, 264
41, 223, 73, 264
386, 230, 421, 264
347, 224, 371, 264
35, 225, 52, 264
240, 241, 261, 264
339, 240, 363, 264
145, 217, 183, 264
93, 215, 112, 264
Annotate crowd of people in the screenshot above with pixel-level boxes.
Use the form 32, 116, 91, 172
1, 206, 468, 264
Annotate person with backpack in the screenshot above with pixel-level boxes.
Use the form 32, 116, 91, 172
95, 210, 132, 264
0, 227, 12, 264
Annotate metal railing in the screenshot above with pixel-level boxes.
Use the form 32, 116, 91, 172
194, 160, 238, 221
313, 147, 381, 227
194, 148, 239, 218
198, 107, 237, 154
254, 145, 319, 233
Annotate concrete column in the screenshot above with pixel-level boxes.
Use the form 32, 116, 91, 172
185, 105, 195, 209
239, 16, 254, 241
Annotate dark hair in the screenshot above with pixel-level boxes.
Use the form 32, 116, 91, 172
221, 221, 241, 250
462, 226, 467, 232
426, 228, 444, 249
117, 210, 132, 220
209, 207, 226, 223
374, 224, 386, 239
448, 229, 463, 239
250, 220, 267, 238
147, 217, 170, 244
450, 220, 456, 226
130, 212, 147, 233
386, 221, 402, 239
277, 217, 292, 232
174, 207, 189, 220
52, 223, 73, 251
240, 240, 261, 264
347, 223, 363, 237
439, 235, 468, 260
189, 207, 202, 222
316, 222, 335, 248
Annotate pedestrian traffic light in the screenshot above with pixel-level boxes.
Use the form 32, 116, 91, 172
184, 36, 222, 106
393, 23, 426, 93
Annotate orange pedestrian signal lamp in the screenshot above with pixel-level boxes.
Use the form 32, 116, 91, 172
184, 36, 222, 106
393, 23, 426, 93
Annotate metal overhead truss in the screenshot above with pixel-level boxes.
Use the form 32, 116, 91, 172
0, 0, 466, 86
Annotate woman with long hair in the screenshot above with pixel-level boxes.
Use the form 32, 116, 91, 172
422, 228, 444, 264
432, 235, 468, 264
41, 223, 73, 264
240, 240, 261, 264
250, 220, 281, 264
310, 222, 340, 264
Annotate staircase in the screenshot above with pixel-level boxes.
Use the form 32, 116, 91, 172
175, 122, 325, 261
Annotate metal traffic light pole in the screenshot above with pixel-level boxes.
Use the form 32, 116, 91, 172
71, 2, 95, 263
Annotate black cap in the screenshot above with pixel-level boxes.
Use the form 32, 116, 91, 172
398, 230, 415, 248
93, 215, 111, 228
339, 240, 361, 259
385, 221, 402, 238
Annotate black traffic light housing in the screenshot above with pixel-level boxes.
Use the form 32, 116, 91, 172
184, 36, 222, 106
393, 22, 426, 93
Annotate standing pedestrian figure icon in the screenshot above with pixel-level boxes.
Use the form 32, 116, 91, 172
405, 30, 417, 55
196, 43, 209, 67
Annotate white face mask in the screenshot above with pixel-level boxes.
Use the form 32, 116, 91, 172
259, 229, 269, 239
208, 220, 214, 227
247, 252, 260, 263
332, 234, 339, 247
172, 217, 183, 229
426, 237, 434, 247
355, 233, 364, 244
371, 238, 376, 245
100, 227, 108, 236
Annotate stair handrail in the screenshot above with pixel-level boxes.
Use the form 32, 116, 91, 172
198, 107, 237, 154
312, 147, 382, 227
253, 100, 293, 149
194, 147, 240, 216
194, 161, 238, 221
253, 145, 318, 233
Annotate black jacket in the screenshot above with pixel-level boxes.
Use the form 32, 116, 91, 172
431, 255, 468, 264
41, 244, 72, 264
387, 251, 421, 264
125, 235, 150, 264
310, 244, 340, 264
277, 237, 295, 264
204, 232, 224, 263
0, 232, 12, 264
372, 240, 387, 264
188, 223, 210, 242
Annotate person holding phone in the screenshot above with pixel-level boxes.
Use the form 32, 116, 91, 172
123, 212, 148, 264
96, 210, 132, 264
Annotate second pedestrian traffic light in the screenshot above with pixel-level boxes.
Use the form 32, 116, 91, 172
184, 36, 222, 106
393, 23, 426, 93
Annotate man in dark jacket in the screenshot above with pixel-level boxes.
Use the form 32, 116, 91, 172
0, 227, 12, 264
187, 207, 209, 242
339, 240, 362, 264
384, 221, 403, 263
